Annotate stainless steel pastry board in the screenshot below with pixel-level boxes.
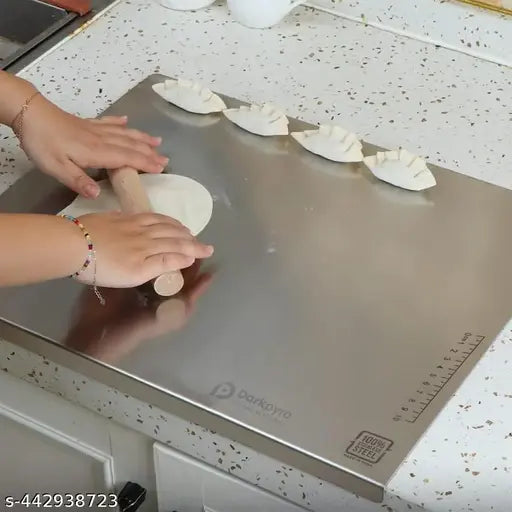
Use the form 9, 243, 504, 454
1, 74, 511, 503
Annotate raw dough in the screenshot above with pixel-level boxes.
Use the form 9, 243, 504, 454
363, 149, 436, 191
152, 79, 226, 115
161, 103, 221, 128
291, 124, 363, 163
229, 125, 289, 155
59, 174, 213, 236
223, 103, 289, 136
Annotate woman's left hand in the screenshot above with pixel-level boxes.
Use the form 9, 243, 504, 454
20, 94, 169, 198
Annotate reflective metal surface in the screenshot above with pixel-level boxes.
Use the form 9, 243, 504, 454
1, 75, 511, 502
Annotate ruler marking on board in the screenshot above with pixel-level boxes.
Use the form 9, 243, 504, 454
392, 333, 486, 423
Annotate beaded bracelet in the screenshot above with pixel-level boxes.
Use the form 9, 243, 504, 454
61, 215, 93, 276
60, 214, 105, 305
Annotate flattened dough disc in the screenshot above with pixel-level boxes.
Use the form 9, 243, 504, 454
60, 174, 213, 236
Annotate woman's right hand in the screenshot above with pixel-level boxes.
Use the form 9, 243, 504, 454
74, 212, 214, 288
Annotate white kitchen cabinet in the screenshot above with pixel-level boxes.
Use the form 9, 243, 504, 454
0, 371, 156, 511
0, 370, 309, 511
154, 443, 307, 512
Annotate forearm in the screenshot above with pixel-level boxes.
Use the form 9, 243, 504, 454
0, 214, 87, 286
0, 71, 38, 128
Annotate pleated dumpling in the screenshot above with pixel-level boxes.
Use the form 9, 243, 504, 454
363, 149, 436, 191
152, 78, 226, 114
223, 103, 289, 136
291, 124, 363, 162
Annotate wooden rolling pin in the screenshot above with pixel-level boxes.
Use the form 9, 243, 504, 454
108, 167, 185, 297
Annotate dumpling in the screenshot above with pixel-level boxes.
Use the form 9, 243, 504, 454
152, 78, 226, 114
223, 103, 289, 136
291, 124, 363, 162
363, 149, 436, 191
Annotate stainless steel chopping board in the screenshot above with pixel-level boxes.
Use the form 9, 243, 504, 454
0, 74, 511, 502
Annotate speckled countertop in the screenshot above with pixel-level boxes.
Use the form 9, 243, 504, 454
0, 1, 511, 511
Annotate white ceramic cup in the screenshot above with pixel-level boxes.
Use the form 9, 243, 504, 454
227, 0, 305, 29
158, 0, 216, 11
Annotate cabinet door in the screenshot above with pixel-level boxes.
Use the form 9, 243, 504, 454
154, 443, 307, 512
0, 370, 156, 511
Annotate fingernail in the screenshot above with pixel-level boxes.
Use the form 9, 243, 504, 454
158, 156, 169, 165
154, 137, 162, 145
84, 184, 100, 199
206, 245, 214, 255
121, 115, 128, 120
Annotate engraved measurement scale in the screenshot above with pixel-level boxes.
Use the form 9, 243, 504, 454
394, 332, 486, 424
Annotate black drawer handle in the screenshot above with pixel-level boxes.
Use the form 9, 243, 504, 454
117, 482, 146, 511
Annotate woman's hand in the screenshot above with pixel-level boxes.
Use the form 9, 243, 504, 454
76, 212, 214, 288
0, 212, 213, 289
20, 94, 168, 198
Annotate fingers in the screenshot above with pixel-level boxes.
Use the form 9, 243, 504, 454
148, 239, 214, 260
99, 125, 162, 147
91, 116, 128, 126
85, 117, 166, 173
144, 253, 196, 277
90, 117, 162, 147
142, 239, 214, 279
146, 225, 194, 240
86, 144, 168, 174
54, 159, 100, 199
101, 135, 157, 157
135, 213, 190, 230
